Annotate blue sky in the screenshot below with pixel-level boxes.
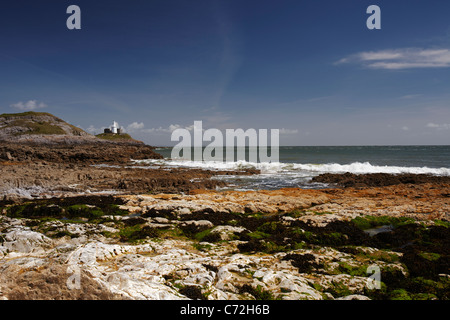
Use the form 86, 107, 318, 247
1, 0, 450, 146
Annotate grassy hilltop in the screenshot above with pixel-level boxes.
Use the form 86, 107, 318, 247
0, 111, 88, 137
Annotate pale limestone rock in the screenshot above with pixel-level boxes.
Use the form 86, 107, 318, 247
337, 294, 371, 300
253, 269, 323, 300
2, 228, 52, 255
297, 213, 343, 228
181, 220, 214, 229
210, 225, 247, 241
152, 217, 170, 224
176, 207, 192, 215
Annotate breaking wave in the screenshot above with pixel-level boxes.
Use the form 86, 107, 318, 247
134, 159, 450, 176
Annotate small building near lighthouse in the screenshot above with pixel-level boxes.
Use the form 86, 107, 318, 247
97, 121, 134, 142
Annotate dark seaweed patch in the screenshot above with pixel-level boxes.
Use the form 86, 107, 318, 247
282, 253, 323, 273
179, 285, 207, 300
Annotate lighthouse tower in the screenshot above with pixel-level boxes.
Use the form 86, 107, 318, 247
111, 121, 119, 134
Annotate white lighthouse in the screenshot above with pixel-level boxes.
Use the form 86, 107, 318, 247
103, 121, 122, 134
111, 121, 119, 134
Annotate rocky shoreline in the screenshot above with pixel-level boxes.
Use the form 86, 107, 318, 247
0, 123, 449, 300
0, 160, 259, 201
2, 112, 446, 300
0, 138, 261, 201
0, 180, 449, 300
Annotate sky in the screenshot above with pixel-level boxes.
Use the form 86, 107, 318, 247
0, 0, 450, 146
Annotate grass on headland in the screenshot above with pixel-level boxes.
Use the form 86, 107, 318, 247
0, 111, 59, 119
95, 133, 134, 141
3, 119, 66, 135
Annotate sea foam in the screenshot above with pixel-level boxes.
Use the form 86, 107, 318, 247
133, 159, 450, 176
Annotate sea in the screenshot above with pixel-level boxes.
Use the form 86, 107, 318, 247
134, 145, 450, 190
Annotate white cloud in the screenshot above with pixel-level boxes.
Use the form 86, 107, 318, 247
399, 94, 422, 99
10, 100, 47, 111
168, 124, 183, 132
279, 128, 299, 135
126, 122, 145, 132
84, 125, 102, 134
401, 126, 409, 131
127, 122, 298, 138
337, 48, 450, 70
142, 126, 171, 134
359, 51, 403, 61
426, 123, 450, 130
122, 122, 196, 134
142, 124, 195, 134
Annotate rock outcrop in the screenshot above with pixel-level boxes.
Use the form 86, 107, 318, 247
0, 162, 259, 200
0, 111, 163, 164
0, 141, 162, 164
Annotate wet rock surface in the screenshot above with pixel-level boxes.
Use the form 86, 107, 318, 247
312, 172, 450, 188
0, 161, 259, 199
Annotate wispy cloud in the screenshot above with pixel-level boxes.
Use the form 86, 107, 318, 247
210, 1, 243, 108
399, 94, 423, 99
279, 128, 299, 135
337, 48, 450, 70
141, 124, 195, 134
426, 122, 450, 130
83, 125, 102, 134
307, 96, 333, 103
126, 122, 145, 132
10, 100, 47, 111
